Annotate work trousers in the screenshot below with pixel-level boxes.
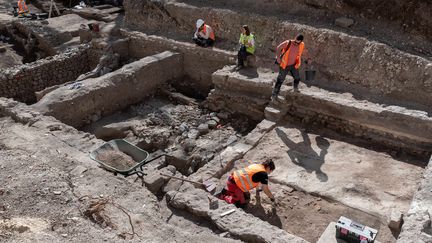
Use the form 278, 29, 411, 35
237, 45, 252, 67
272, 64, 300, 96
193, 37, 214, 47
219, 175, 250, 208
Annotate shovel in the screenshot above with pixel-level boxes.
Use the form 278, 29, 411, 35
160, 173, 216, 192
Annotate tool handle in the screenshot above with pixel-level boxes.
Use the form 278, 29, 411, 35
160, 173, 203, 186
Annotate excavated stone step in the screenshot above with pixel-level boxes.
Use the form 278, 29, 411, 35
264, 106, 282, 122
209, 66, 432, 155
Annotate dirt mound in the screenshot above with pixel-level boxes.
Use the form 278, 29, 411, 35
96, 147, 137, 171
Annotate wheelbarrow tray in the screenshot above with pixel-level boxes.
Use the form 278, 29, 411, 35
90, 139, 150, 175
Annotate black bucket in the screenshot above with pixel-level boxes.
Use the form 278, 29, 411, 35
305, 70, 316, 81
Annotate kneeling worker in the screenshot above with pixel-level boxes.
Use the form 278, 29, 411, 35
17, 0, 30, 17
219, 159, 276, 208
193, 19, 215, 47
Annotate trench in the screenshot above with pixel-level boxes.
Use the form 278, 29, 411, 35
23, 30, 430, 243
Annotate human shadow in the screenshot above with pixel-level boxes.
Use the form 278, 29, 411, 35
275, 127, 330, 182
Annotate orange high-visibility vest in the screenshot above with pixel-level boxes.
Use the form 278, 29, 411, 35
203, 24, 215, 41
233, 164, 266, 192
280, 41, 304, 69
18, 0, 29, 14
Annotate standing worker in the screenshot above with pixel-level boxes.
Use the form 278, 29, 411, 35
17, 0, 30, 17
272, 34, 306, 98
235, 25, 255, 70
218, 159, 276, 208
193, 19, 215, 47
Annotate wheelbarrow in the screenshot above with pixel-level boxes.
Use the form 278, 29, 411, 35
90, 139, 164, 179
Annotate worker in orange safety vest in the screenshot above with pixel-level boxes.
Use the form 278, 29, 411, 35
272, 34, 307, 97
193, 19, 215, 47
17, 0, 30, 17
218, 159, 276, 208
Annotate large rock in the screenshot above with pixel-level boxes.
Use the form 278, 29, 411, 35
166, 188, 308, 243
388, 209, 403, 231
335, 17, 354, 28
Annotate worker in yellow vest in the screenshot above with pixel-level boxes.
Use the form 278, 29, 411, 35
17, 0, 30, 17
218, 159, 276, 208
272, 34, 305, 98
193, 19, 215, 47
235, 25, 256, 70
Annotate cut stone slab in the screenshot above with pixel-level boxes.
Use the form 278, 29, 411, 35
335, 17, 355, 28
166, 188, 308, 243
264, 106, 282, 121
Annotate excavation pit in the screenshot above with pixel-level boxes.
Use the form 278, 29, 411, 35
1, 1, 432, 241
83, 95, 258, 175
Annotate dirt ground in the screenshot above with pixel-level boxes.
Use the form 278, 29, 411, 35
244, 186, 397, 243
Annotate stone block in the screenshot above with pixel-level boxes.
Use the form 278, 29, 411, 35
165, 149, 190, 172
144, 172, 166, 194
197, 123, 209, 135
335, 17, 354, 28
388, 209, 403, 231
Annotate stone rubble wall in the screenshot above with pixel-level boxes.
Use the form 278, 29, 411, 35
124, 0, 432, 110
205, 66, 276, 121
122, 30, 236, 97
0, 45, 99, 104
31, 51, 183, 128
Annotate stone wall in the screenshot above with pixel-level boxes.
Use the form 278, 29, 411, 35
206, 66, 274, 121
397, 155, 432, 243
32, 51, 183, 128
207, 67, 432, 157
280, 89, 432, 157
124, 0, 432, 110
123, 30, 235, 97
0, 45, 99, 104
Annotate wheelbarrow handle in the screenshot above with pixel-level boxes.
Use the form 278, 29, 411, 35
160, 173, 203, 186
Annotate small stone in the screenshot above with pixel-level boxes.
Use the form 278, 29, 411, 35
335, 17, 354, 28
187, 129, 200, 139
61, 234, 68, 237
53, 191, 62, 195
207, 120, 217, 129
179, 122, 189, 133
211, 116, 220, 123
293, 196, 299, 200
388, 209, 403, 231
197, 124, 209, 135
70, 165, 87, 176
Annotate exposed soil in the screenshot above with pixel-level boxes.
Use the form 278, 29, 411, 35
96, 147, 137, 171
245, 187, 397, 243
